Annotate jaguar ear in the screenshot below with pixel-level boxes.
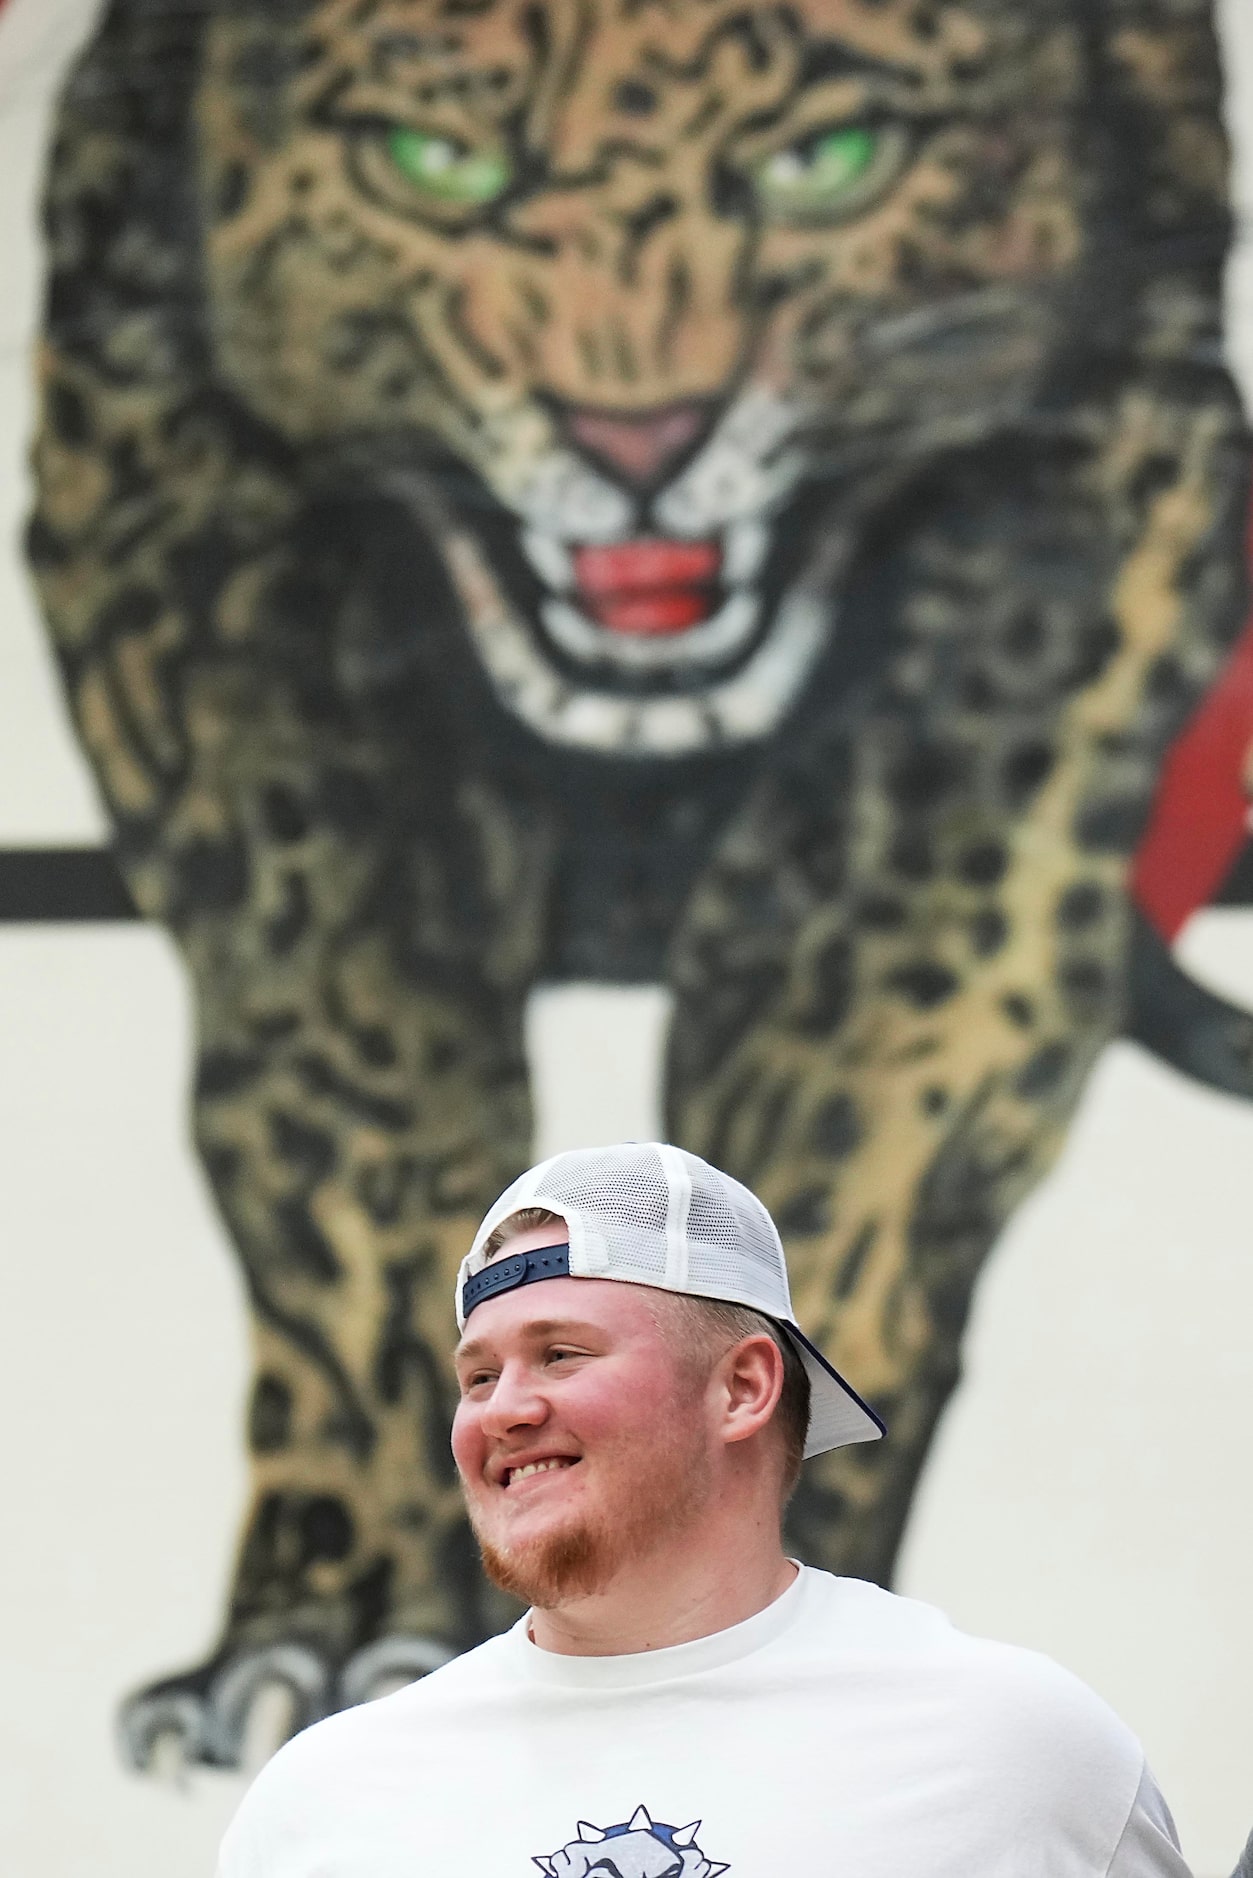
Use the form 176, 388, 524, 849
578, 1822, 607, 1843
533, 1859, 556, 1873
704, 1862, 730, 1875
628, 1806, 654, 1832
673, 1823, 701, 1848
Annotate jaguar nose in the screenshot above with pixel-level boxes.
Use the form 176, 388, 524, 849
559, 399, 714, 490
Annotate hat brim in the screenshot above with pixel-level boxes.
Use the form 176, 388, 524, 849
778, 1321, 886, 1457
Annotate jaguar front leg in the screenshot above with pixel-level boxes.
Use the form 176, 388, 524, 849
668, 389, 1249, 1582
118, 699, 549, 1764
31, 347, 549, 1764
124, 934, 537, 1768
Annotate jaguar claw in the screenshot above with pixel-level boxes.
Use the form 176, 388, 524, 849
119, 1634, 454, 1771
120, 1643, 332, 1772
337, 1634, 454, 1707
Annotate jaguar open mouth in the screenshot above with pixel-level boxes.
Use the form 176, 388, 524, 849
428, 476, 839, 753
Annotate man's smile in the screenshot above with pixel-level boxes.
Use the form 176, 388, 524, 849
500, 1455, 582, 1491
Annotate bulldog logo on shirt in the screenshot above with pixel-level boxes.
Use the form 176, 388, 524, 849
533, 1805, 728, 1878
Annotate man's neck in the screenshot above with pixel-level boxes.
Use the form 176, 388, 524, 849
527, 1517, 796, 1658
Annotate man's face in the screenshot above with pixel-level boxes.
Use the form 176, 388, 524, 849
451, 1228, 714, 1607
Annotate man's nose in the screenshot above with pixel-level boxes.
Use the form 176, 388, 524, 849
480, 1361, 548, 1437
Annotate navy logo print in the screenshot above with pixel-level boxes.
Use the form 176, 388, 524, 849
533, 1806, 729, 1878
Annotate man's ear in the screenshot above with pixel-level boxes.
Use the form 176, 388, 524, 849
719, 1335, 785, 1447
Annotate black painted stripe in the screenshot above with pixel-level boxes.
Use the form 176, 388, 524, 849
0, 848, 138, 921
0, 839, 1249, 926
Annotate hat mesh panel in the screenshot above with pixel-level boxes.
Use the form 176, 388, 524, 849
538, 1144, 671, 1279
526, 1144, 789, 1314
684, 1166, 787, 1310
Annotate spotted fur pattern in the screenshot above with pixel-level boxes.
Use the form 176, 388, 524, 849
27, 0, 1250, 1765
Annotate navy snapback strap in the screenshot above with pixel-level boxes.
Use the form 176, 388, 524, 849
461, 1242, 571, 1321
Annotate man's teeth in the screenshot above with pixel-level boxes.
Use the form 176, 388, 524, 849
509, 1458, 572, 1483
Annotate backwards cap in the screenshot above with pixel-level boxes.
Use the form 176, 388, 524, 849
454, 1142, 884, 1459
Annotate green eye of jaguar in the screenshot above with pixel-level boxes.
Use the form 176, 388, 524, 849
386, 127, 511, 206
753, 126, 890, 220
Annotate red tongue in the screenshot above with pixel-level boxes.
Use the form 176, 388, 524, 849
573, 538, 721, 636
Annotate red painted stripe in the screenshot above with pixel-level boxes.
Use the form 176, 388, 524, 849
1131, 514, 1253, 940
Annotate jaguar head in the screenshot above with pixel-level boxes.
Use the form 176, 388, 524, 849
200, 0, 1086, 753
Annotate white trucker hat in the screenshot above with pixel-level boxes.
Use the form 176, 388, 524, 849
454, 1142, 884, 1459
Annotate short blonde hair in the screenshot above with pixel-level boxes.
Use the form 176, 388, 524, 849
481, 1205, 566, 1262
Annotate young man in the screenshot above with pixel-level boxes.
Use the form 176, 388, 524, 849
218, 1143, 1191, 1877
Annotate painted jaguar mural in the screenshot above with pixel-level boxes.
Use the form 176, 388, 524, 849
27, 0, 1253, 1769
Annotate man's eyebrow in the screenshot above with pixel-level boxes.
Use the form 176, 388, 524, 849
454, 1319, 604, 1363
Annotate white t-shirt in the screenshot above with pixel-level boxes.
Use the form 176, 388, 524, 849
217, 1566, 1190, 1878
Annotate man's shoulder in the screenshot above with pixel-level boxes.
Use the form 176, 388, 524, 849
794, 1571, 1147, 1860
216, 1629, 518, 1874
934, 1637, 1149, 1858
800, 1570, 1144, 1783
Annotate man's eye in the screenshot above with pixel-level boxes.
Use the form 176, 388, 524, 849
749, 123, 909, 224
385, 127, 512, 206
